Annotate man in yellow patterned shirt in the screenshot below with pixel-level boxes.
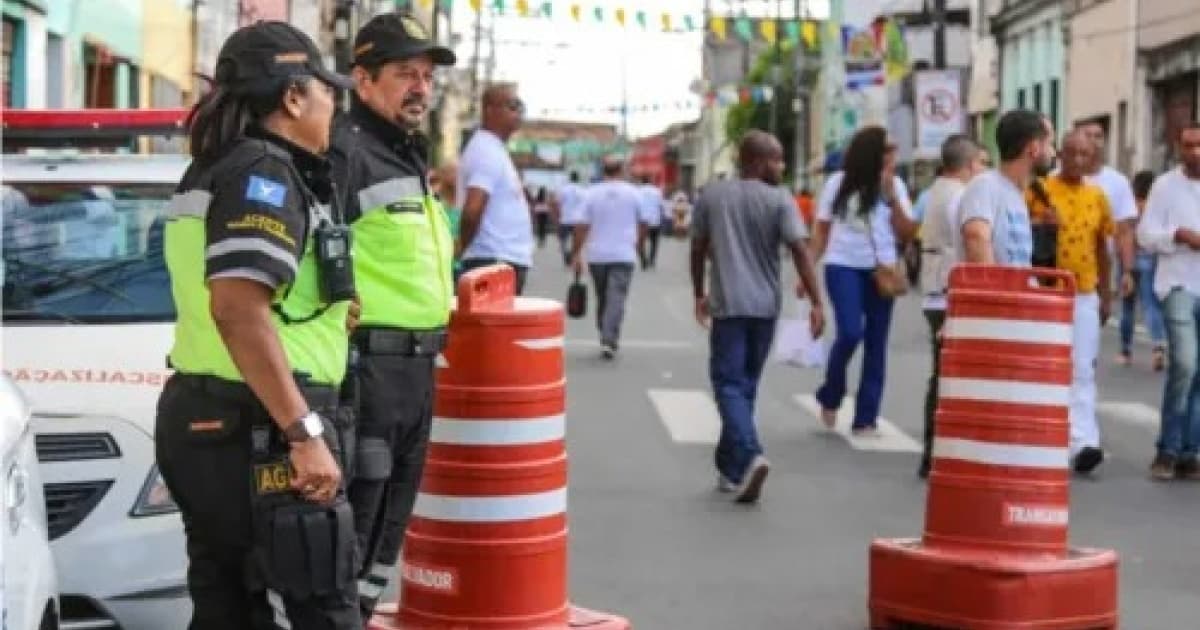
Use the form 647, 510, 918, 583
1027, 130, 1114, 475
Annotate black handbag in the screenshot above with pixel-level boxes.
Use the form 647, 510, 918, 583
566, 272, 587, 319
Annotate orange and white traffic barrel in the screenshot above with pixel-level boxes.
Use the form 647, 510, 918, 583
869, 265, 1118, 630
368, 265, 629, 630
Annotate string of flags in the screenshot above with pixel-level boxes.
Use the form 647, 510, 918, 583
703, 85, 776, 108
391, 0, 819, 45
532, 100, 703, 117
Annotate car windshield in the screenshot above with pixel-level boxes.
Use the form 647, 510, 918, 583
2, 181, 176, 323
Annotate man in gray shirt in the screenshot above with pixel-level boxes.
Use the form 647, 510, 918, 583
959, 109, 1055, 265
690, 130, 824, 504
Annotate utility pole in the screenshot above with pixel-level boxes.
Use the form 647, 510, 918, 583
333, 0, 354, 75
768, 0, 782, 137
467, 3, 483, 122
792, 0, 806, 191
933, 0, 947, 69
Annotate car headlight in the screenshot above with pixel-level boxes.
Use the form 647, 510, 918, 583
130, 464, 178, 517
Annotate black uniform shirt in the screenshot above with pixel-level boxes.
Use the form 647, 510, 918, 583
191, 128, 332, 290
328, 98, 430, 224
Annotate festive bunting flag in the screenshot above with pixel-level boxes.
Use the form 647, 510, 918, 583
710, 16, 727, 41
540, 1, 551, 17
615, 7, 626, 26
783, 20, 800, 44
393, 0, 409, 8
569, 4, 580, 20
802, 21, 818, 48
635, 10, 647, 28
734, 17, 753, 42
661, 13, 671, 31
593, 6, 603, 21
683, 15, 696, 31
468, 0, 481, 11
491, 0, 503, 12
515, 0, 528, 16
416, 0, 433, 9
439, 0, 453, 10
760, 19, 777, 44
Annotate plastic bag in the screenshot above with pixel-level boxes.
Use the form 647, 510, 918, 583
774, 298, 827, 368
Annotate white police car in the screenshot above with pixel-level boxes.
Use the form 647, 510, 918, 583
1, 374, 59, 629
3, 111, 192, 630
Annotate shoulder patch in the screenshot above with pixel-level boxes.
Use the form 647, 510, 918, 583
246, 175, 287, 208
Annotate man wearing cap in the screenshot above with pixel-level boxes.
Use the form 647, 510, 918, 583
327, 11, 456, 618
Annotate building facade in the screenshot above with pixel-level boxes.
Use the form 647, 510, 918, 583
1064, 0, 1137, 171
1134, 0, 1200, 172
993, 0, 1068, 137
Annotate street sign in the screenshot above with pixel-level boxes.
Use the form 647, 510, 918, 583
914, 69, 965, 159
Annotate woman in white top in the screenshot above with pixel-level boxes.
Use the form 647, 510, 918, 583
810, 126, 918, 435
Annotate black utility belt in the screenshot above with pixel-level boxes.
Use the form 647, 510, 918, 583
173, 373, 338, 408
352, 327, 448, 357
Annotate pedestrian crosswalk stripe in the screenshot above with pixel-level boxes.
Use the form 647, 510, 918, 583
1097, 401, 1159, 429
647, 388, 721, 444
793, 395, 921, 453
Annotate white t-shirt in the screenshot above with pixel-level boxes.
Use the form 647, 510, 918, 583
1136, 167, 1200, 300
816, 172, 911, 269
636, 183, 664, 227
556, 182, 587, 225
581, 180, 643, 264
1088, 165, 1137, 223
458, 129, 534, 267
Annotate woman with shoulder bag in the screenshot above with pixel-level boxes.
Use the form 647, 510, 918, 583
810, 126, 919, 435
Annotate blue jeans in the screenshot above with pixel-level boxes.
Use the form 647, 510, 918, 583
710, 317, 776, 483
1159, 289, 1200, 459
1119, 255, 1166, 353
815, 265, 895, 429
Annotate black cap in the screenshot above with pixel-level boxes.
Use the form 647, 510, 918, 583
352, 13, 457, 68
215, 21, 353, 94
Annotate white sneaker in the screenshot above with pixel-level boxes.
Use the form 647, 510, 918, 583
734, 455, 770, 504
717, 474, 736, 493
600, 344, 616, 360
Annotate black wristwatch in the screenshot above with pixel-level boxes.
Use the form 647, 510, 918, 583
283, 411, 324, 443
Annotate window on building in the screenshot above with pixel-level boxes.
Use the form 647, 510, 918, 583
1034, 83, 1043, 113
1050, 79, 1060, 132
2, 19, 15, 107
46, 34, 64, 108
84, 43, 116, 108
1017, 88, 1026, 109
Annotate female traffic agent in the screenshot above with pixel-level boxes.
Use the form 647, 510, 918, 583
810, 126, 919, 435
153, 21, 362, 630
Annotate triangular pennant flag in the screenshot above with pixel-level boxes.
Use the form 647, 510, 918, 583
416, 0, 433, 9
802, 20, 818, 49
492, 0, 504, 11
468, 0, 481, 11
661, 13, 671, 31
515, 0, 528, 16
541, 1, 551, 17
394, 0, 410, 8
683, 15, 696, 31
710, 16, 727, 41
569, 4, 581, 20
615, 7, 626, 26
734, 17, 753, 42
594, 6, 603, 21
784, 20, 800, 44
439, 0, 453, 10
760, 19, 777, 44
636, 10, 647, 28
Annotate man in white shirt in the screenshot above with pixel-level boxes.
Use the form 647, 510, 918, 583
458, 84, 534, 293
571, 158, 646, 359
1077, 120, 1138, 296
1136, 122, 1200, 482
635, 175, 665, 270
553, 172, 586, 266
917, 134, 986, 478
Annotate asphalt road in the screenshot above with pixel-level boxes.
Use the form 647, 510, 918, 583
514, 235, 1199, 630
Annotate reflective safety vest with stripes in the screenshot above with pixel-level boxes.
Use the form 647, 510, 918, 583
351, 175, 454, 329
164, 164, 350, 387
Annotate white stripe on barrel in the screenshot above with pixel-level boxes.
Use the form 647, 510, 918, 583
933, 436, 1069, 469
413, 488, 567, 522
514, 336, 565, 350
942, 317, 1073, 345
431, 414, 565, 446
939, 377, 1070, 406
